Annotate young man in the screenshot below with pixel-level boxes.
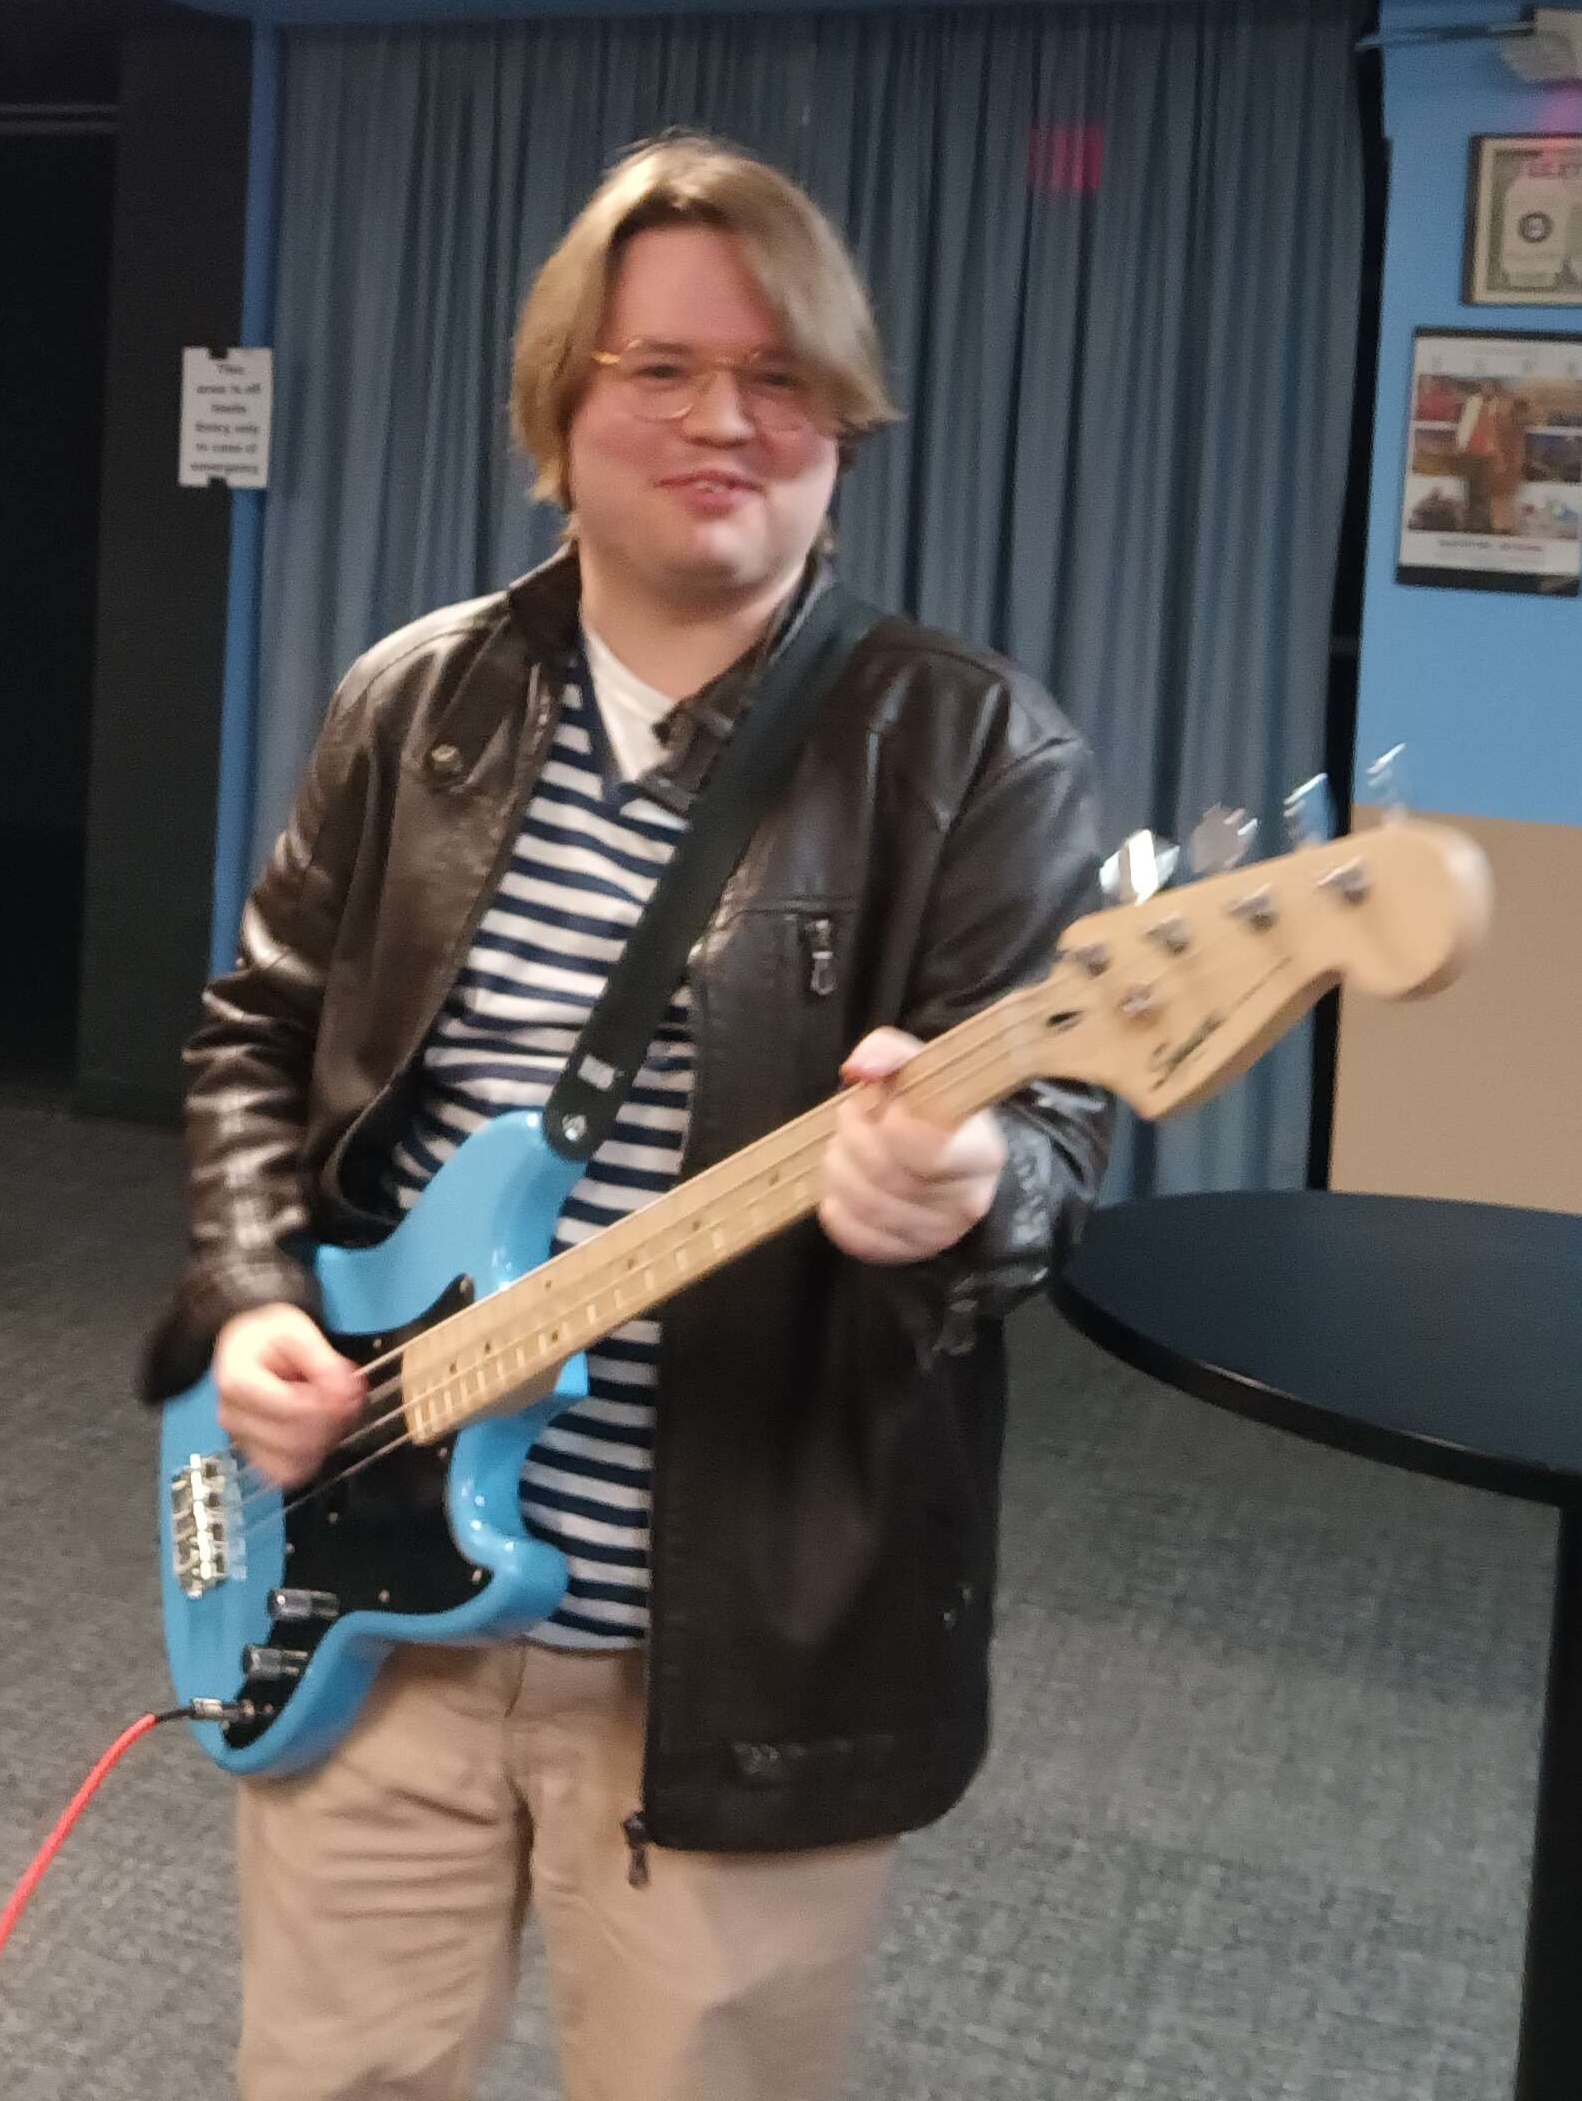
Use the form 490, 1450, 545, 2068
144, 137, 1112, 2101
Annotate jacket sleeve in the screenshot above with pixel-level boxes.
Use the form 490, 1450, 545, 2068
881, 705, 1115, 1359
139, 679, 372, 1402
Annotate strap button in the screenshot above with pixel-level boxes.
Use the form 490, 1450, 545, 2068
426, 741, 464, 780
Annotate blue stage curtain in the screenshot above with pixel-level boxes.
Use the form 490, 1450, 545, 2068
254, 0, 1363, 1197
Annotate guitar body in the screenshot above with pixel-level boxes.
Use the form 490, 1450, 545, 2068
158, 1112, 585, 1777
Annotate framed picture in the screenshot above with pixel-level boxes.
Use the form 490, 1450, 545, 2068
1397, 328, 1582, 596
1465, 134, 1582, 307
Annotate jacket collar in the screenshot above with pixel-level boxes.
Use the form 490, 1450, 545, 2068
503, 542, 835, 812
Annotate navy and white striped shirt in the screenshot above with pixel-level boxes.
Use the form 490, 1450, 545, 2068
387, 641, 691, 1648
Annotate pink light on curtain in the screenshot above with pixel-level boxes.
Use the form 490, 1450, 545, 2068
1027, 123, 1105, 197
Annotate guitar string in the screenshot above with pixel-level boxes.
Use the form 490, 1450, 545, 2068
225, 1011, 1063, 1540
224, 899, 1341, 1544
234, 1008, 1016, 1453
231, 885, 1335, 1495
226, 915, 1327, 1542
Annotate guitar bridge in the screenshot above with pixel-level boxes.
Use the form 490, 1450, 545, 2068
170, 1451, 246, 1598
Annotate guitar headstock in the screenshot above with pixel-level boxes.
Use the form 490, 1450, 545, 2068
1012, 819, 1492, 1120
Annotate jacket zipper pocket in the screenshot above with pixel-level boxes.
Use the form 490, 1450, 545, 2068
801, 915, 836, 998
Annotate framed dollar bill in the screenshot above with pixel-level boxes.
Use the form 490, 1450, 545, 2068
1398, 329, 1582, 595
1464, 135, 1582, 306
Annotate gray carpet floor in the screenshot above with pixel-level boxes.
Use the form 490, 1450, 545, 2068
0, 1091, 1552, 2098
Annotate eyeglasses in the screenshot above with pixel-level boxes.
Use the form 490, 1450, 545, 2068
587, 340, 830, 435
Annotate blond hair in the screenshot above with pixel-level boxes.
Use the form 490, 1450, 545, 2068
510, 134, 900, 509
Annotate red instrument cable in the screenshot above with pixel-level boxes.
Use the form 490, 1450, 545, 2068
0, 1709, 189, 1962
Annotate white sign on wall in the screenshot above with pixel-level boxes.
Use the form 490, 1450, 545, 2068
179, 347, 273, 489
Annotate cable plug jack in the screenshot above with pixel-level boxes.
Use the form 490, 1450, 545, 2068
185, 1696, 256, 1725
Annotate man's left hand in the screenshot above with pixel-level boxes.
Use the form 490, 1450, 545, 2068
819, 1028, 1007, 1265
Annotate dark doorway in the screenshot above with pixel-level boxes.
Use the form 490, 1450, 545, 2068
0, 121, 114, 1084
0, 0, 180, 1090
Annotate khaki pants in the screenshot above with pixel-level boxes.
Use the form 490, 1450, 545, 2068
236, 1642, 896, 2101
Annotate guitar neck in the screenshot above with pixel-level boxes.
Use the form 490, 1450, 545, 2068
397, 818, 1498, 1442
402, 990, 1042, 1442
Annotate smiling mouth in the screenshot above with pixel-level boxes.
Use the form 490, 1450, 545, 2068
664, 474, 759, 494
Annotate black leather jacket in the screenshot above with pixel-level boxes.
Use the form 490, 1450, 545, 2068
143, 549, 1114, 1853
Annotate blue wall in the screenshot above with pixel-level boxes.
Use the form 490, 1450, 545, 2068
1359, 0, 1582, 827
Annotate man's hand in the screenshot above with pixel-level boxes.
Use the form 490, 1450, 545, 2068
213, 1303, 366, 1490
819, 1028, 1007, 1265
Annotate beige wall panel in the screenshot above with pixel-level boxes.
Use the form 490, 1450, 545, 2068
1330, 807, 1582, 1215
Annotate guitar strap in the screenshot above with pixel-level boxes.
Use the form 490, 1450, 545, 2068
542, 580, 883, 1165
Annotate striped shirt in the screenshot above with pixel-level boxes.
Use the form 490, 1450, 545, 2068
386, 635, 690, 1648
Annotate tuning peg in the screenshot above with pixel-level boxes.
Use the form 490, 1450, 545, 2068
1188, 806, 1258, 878
1100, 830, 1180, 907
1366, 743, 1409, 822
1284, 774, 1336, 851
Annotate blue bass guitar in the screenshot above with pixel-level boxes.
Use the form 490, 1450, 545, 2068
159, 819, 1490, 1774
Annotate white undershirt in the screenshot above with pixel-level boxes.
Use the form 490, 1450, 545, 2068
581, 622, 677, 781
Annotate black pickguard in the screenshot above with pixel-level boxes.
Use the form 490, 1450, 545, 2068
223, 1273, 486, 1751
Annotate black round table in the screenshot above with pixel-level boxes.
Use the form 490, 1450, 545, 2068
1055, 1190, 1582, 2101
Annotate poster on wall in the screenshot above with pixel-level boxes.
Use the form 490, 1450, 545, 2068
1464, 135, 1582, 307
1397, 328, 1582, 596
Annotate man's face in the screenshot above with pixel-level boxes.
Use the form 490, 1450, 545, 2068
565, 226, 841, 606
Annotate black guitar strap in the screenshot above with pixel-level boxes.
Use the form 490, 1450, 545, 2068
542, 582, 882, 1165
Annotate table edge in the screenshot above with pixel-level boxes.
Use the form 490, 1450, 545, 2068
1053, 1268, 1582, 1513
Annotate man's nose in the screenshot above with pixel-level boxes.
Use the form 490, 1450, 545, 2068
680, 366, 754, 441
